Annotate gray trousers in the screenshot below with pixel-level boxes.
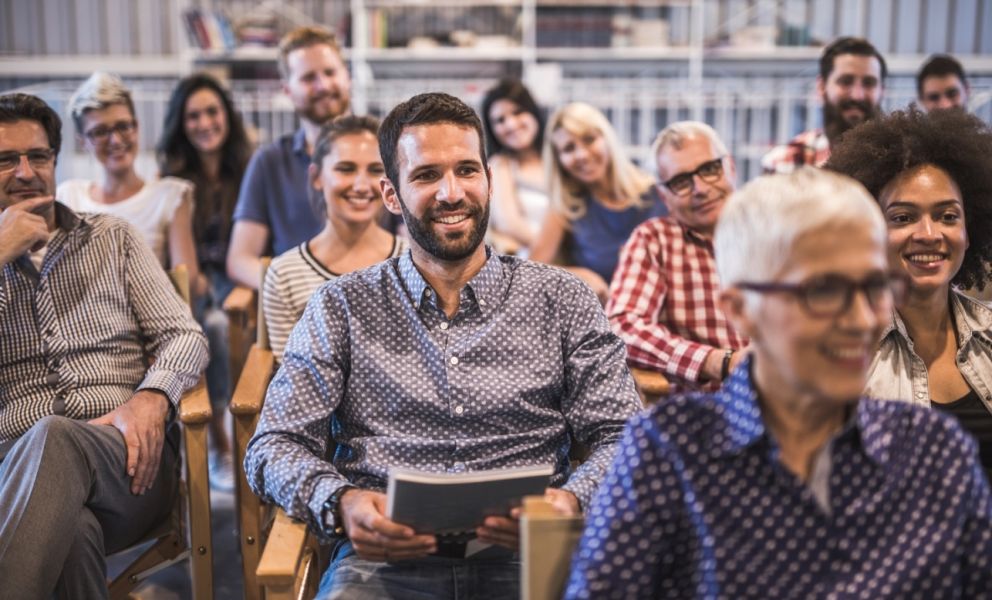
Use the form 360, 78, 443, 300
0, 415, 179, 600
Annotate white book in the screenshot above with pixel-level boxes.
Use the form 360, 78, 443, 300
386, 464, 554, 535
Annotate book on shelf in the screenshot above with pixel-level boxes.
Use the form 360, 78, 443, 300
386, 464, 554, 535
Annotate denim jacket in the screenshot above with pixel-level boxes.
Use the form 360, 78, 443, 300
866, 289, 992, 414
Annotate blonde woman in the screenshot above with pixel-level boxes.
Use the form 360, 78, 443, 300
60, 72, 204, 296
530, 102, 666, 300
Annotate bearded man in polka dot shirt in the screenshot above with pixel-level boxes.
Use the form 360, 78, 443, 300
245, 92, 643, 599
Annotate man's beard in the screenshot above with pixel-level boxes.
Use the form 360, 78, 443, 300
823, 98, 879, 144
300, 93, 350, 125
398, 194, 490, 262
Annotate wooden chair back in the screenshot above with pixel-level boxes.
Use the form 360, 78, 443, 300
520, 496, 585, 600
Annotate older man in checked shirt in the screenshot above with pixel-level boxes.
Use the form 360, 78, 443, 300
0, 93, 207, 599
245, 92, 641, 599
608, 121, 747, 392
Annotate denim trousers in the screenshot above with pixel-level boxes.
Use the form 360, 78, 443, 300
317, 540, 520, 600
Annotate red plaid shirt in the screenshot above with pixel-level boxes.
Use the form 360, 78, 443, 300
607, 217, 748, 390
761, 128, 831, 175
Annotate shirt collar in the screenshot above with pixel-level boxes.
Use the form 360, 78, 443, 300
680, 222, 714, 249
879, 289, 992, 350
396, 247, 503, 315
292, 127, 308, 157
713, 355, 884, 465
54, 201, 82, 232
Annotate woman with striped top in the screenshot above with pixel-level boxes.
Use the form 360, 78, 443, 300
263, 115, 407, 360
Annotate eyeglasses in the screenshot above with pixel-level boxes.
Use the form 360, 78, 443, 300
83, 120, 137, 143
0, 148, 56, 173
662, 157, 725, 196
737, 272, 908, 318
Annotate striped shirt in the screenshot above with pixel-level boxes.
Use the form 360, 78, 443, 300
0, 203, 208, 444
262, 236, 408, 360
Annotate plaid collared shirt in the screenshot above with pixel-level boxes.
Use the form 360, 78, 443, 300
607, 217, 747, 390
0, 203, 208, 443
761, 128, 831, 175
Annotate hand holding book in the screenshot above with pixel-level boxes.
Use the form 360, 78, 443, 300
477, 487, 581, 550
338, 489, 437, 562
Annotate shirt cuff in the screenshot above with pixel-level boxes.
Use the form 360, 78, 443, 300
308, 476, 355, 538
138, 371, 187, 407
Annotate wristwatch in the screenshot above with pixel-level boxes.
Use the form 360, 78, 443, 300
322, 486, 354, 536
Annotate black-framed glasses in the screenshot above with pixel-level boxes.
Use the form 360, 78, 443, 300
0, 148, 56, 173
83, 120, 137, 143
737, 271, 908, 318
662, 157, 725, 196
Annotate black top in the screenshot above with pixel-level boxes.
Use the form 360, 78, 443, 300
934, 389, 992, 483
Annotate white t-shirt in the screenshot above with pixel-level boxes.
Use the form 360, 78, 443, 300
57, 177, 192, 267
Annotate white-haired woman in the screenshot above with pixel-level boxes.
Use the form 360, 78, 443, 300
567, 168, 991, 599
530, 102, 666, 300
59, 72, 204, 296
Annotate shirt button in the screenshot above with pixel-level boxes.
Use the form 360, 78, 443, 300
440, 322, 449, 331
479, 299, 486, 306
45, 372, 59, 385
915, 391, 926, 399
450, 356, 459, 365
424, 289, 432, 296
454, 405, 464, 415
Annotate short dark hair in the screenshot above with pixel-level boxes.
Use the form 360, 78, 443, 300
819, 36, 887, 81
378, 92, 487, 189
0, 93, 63, 158
480, 79, 545, 156
309, 114, 381, 216
826, 109, 992, 290
917, 54, 968, 98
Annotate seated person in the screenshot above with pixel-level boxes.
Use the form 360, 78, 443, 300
529, 102, 666, 302
0, 93, 208, 599
567, 168, 992, 598
828, 109, 992, 482
245, 92, 641, 599
608, 122, 747, 391
263, 115, 407, 360
917, 54, 970, 112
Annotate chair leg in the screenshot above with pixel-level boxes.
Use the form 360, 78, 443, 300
233, 411, 264, 600
107, 532, 186, 600
184, 421, 214, 600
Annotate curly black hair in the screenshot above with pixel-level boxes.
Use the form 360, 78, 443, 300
826, 108, 992, 290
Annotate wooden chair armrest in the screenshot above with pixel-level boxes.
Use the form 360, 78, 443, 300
223, 285, 256, 321
230, 345, 274, 416
178, 378, 212, 425
630, 368, 670, 396
256, 508, 310, 587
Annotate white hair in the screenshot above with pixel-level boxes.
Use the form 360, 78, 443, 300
714, 168, 885, 287
651, 121, 729, 163
68, 72, 134, 133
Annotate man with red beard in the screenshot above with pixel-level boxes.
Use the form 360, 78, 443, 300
227, 26, 352, 289
762, 37, 886, 175
608, 122, 748, 392
245, 93, 641, 598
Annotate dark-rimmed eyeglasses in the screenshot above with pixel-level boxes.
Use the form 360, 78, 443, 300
83, 120, 137, 144
737, 272, 908, 318
662, 157, 725, 196
0, 149, 56, 173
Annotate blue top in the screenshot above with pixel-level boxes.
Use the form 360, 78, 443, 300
244, 249, 642, 540
232, 128, 323, 256
569, 187, 667, 284
566, 357, 992, 599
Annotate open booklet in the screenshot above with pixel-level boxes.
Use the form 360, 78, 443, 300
386, 464, 555, 535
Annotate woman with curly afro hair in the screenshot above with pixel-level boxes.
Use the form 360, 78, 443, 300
827, 108, 992, 480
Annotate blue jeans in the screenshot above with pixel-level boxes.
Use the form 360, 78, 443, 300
317, 540, 520, 600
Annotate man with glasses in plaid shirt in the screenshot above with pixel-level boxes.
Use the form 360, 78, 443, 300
607, 122, 748, 391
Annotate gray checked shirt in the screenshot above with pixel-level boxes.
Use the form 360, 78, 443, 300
245, 249, 642, 538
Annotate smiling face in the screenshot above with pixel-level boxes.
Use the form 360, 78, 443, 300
283, 43, 351, 126
488, 98, 539, 154
0, 119, 57, 215
183, 87, 229, 156
381, 122, 491, 264
312, 131, 384, 228
879, 164, 968, 298
819, 53, 883, 140
732, 222, 889, 407
656, 134, 735, 237
80, 103, 138, 176
550, 125, 610, 188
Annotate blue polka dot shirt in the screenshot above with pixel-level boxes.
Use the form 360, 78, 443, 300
244, 249, 641, 539
566, 357, 992, 599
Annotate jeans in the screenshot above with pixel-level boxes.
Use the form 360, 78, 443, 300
317, 540, 520, 600
194, 268, 233, 409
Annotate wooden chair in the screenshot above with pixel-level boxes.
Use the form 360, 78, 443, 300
630, 367, 670, 405
520, 496, 584, 600
223, 284, 258, 388
107, 264, 214, 600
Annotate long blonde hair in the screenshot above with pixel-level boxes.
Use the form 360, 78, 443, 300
543, 102, 655, 221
